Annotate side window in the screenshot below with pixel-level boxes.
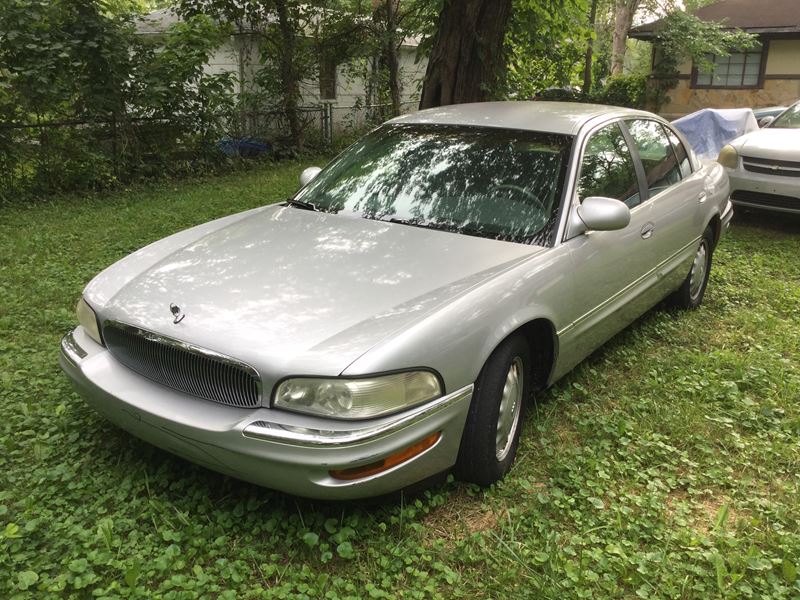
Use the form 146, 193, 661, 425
577, 123, 641, 208
625, 119, 682, 197
662, 125, 693, 179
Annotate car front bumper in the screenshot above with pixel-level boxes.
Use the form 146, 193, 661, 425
60, 326, 473, 500
728, 168, 800, 214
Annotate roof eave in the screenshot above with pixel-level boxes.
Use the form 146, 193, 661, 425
630, 25, 800, 41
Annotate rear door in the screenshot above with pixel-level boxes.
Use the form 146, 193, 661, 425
623, 119, 705, 293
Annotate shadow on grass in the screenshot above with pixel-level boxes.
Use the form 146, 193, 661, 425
732, 207, 800, 234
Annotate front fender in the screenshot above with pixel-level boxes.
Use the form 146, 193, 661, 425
342, 246, 572, 393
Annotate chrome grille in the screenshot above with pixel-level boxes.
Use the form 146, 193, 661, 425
103, 323, 261, 408
742, 155, 800, 178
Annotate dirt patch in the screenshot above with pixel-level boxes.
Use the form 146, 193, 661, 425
665, 489, 746, 535
548, 421, 580, 448
423, 488, 504, 545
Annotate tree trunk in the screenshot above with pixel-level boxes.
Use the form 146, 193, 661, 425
610, 0, 638, 77
385, 0, 402, 116
419, 0, 513, 109
583, 0, 598, 94
366, 54, 378, 119
274, 0, 302, 148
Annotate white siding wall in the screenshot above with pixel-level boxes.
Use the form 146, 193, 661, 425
202, 36, 427, 135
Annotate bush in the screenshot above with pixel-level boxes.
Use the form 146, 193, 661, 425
533, 75, 647, 110
535, 87, 583, 102
0, 1, 237, 201
591, 74, 648, 109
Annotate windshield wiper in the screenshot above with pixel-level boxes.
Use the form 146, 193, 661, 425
384, 217, 489, 238
283, 198, 318, 211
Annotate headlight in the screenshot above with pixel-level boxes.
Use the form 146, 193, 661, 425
76, 297, 103, 345
274, 371, 442, 419
717, 144, 739, 169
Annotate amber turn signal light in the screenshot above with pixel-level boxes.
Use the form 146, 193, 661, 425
329, 431, 442, 481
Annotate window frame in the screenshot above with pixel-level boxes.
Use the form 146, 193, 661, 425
561, 115, 699, 243
574, 120, 647, 209
622, 118, 687, 201
319, 55, 338, 101
562, 117, 649, 242
690, 41, 769, 90
661, 122, 694, 179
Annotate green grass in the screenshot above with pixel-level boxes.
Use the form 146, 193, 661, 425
1, 162, 799, 599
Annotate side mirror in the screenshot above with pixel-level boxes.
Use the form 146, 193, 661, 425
575, 196, 631, 232
299, 166, 322, 187
758, 116, 775, 128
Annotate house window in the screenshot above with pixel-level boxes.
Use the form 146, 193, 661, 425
319, 56, 337, 100
694, 45, 764, 89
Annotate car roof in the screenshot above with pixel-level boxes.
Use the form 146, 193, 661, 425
388, 101, 655, 136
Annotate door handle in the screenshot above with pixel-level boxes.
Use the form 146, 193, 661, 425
698, 192, 708, 203
641, 223, 655, 239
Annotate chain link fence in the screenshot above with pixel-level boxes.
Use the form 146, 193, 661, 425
0, 100, 422, 201
0, 114, 228, 201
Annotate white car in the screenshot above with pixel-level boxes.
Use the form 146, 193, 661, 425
718, 101, 800, 214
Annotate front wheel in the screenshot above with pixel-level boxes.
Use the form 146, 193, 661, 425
671, 226, 714, 309
455, 335, 531, 486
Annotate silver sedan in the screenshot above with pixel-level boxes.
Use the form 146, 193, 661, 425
60, 102, 733, 499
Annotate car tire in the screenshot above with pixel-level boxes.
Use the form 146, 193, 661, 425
671, 226, 714, 309
454, 334, 531, 486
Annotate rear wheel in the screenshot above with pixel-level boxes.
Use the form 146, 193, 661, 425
671, 226, 714, 309
455, 335, 531, 486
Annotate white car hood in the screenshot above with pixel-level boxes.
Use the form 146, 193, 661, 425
731, 128, 800, 161
93, 205, 544, 378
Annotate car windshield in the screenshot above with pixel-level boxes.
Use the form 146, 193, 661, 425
769, 103, 800, 129
294, 124, 573, 245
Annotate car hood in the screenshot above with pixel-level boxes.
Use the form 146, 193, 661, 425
99, 205, 545, 378
731, 128, 800, 160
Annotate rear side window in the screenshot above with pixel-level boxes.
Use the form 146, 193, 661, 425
662, 125, 692, 178
625, 119, 682, 197
577, 123, 641, 208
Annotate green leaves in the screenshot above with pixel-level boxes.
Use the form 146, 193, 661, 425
713, 503, 729, 533
588, 496, 606, 510
336, 541, 356, 559
505, 0, 590, 98
782, 559, 797, 584
302, 531, 320, 547
0, 1, 236, 200
124, 560, 142, 588
16, 570, 39, 590
3, 522, 21, 539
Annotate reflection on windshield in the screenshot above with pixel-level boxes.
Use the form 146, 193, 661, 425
770, 103, 800, 129
295, 125, 573, 245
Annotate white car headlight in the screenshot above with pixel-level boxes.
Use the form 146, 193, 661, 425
274, 371, 442, 419
717, 144, 739, 169
76, 297, 103, 345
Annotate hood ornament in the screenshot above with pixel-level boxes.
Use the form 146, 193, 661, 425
169, 303, 186, 324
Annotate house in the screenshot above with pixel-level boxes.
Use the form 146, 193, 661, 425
135, 8, 427, 136
629, 0, 800, 119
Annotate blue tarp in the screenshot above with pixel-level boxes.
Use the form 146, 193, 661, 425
671, 108, 758, 160
218, 137, 272, 158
